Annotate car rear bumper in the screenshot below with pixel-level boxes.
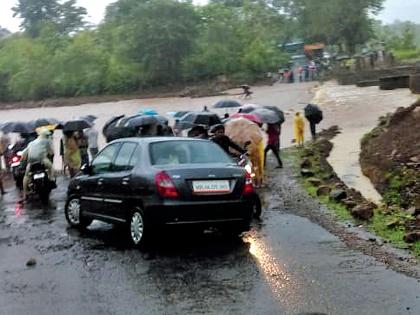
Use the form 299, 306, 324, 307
146, 199, 253, 226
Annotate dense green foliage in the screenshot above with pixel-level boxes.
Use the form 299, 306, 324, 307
374, 20, 420, 62
0, 0, 388, 101
272, 0, 384, 53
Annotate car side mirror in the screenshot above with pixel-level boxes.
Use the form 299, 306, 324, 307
81, 163, 92, 175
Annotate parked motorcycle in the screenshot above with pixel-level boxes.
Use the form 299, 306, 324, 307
10, 150, 25, 189
27, 162, 55, 204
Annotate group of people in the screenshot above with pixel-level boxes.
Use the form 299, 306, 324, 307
0, 104, 321, 197
60, 128, 98, 177
0, 123, 99, 200
278, 60, 318, 84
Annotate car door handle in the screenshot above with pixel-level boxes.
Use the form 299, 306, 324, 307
122, 177, 130, 185
97, 178, 104, 185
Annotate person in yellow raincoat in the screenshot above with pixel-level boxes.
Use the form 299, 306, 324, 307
293, 112, 305, 146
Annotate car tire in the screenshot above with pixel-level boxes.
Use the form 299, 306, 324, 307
252, 194, 262, 219
128, 207, 147, 248
65, 197, 92, 229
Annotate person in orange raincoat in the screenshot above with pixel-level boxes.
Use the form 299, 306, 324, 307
293, 112, 305, 146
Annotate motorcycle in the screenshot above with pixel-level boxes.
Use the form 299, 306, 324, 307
27, 162, 55, 204
10, 150, 25, 189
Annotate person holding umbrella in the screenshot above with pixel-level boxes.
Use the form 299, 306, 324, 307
264, 123, 283, 168
63, 131, 81, 177
75, 131, 89, 166
304, 104, 323, 139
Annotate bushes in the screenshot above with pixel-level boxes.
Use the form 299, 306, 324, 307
393, 49, 420, 62
0, 0, 289, 101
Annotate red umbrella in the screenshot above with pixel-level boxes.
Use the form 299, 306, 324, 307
230, 113, 262, 124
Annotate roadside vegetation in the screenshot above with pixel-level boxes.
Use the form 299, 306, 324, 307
0, 0, 388, 102
374, 20, 420, 63
285, 126, 420, 258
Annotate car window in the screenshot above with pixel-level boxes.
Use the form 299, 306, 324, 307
92, 143, 121, 174
150, 140, 232, 165
128, 145, 142, 169
113, 142, 137, 172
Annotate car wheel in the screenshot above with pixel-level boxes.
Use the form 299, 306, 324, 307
252, 194, 262, 219
128, 208, 147, 247
221, 222, 250, 237
65, 197, 92, 228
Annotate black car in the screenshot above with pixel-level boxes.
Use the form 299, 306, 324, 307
65, 137, 255, 247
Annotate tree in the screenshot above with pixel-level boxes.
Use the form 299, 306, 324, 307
272, 0, 385, 53
0, 26, 11, 40
12, 0, 87, 37
103, 0, 199, 85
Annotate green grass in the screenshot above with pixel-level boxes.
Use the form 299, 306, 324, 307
283, 147, 353, 221
368, 209, 407, 248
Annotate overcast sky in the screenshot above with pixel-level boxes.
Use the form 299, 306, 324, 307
1, 0, 419, 33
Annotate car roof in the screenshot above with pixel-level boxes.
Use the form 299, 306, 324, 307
109, 137, 207, 145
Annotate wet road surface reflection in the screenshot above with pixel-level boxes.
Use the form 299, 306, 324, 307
1, 176, 419, 315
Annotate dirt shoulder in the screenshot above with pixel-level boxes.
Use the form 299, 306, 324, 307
262, 127, 419, 277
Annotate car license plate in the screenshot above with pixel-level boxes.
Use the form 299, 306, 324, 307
192, 180, 230, 193
33, 173, 45, 180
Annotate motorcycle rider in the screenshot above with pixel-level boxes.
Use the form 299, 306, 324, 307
21, 129, 55, 201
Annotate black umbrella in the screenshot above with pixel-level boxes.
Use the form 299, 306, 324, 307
238, 104, 260, 113
153, 115, 169, 125
214, 99, 241, 108
171, 111, 191, 118
80, 115, 98, 123
123, 115, 160, 128
304, 104, 323, 124
103, 115, 125, 136
63, 119, 92, 132
263, 106, 285, 124
175, 112, 221, 130
250, 108, 281, 124
31, 118, 62, 128
0, 121, 35, 134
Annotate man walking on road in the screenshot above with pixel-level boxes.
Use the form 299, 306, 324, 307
85, 127, 99, 160
264, 123, 283, 168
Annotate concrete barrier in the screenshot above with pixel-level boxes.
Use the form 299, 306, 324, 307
409, 74, 420, 94
379, 75, 410, 90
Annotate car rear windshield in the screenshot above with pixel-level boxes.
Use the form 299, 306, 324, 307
150, 140, 232, 165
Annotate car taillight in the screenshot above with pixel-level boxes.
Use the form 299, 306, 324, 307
243, 172, 254, 195
12, 156, 21, 163
155, 171, 179, 198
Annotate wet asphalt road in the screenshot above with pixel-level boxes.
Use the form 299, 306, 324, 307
0, 161, 419, 315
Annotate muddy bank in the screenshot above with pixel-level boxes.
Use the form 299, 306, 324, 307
360, 101, 420, 243
312, 81, 417, 203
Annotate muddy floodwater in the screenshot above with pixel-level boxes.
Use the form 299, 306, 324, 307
0, 82, 315, 170
313, 82, 417, 203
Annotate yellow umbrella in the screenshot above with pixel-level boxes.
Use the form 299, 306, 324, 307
35, 124, 58, 134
